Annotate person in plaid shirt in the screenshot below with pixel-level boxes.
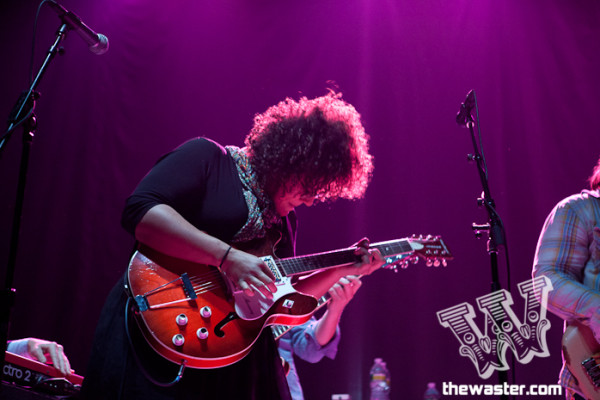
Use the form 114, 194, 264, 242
533, 156, 600, 400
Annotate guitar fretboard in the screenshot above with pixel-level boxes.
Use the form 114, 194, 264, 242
276, 239, 412, 276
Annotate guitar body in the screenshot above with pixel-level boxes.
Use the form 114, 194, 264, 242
127, 235, 452, 369
562, 322, 600, 400
127, 246, 318, 369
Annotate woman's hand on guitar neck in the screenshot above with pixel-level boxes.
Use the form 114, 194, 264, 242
347, 237, 385, 276
293, 238, 384, 300
221, 248, 278, 299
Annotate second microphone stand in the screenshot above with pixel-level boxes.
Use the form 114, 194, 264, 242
457, 90, 510, 400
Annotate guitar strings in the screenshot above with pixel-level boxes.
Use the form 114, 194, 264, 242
276, 240, 415, 275
144, 268, 226, 309
145, 239, 424, 309
142, 239, 442, 312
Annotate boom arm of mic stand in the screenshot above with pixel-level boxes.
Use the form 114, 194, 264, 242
0, 24, 68, 153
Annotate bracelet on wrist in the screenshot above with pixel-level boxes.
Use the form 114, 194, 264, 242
219, 245, 232, 269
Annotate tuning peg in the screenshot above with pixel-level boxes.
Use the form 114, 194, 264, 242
385, 264, 398, 272
433, 259, 441, 267
426, 259, 433, 267
442, 259, 447, 267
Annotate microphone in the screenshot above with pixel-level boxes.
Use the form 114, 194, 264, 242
456, 90, 476, 126
47, 1, 109, 55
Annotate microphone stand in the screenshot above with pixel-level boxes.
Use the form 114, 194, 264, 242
457, 90, 509, 400
0, 22, 68, 380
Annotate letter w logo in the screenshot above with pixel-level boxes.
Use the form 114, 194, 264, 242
436, 276, 553, 379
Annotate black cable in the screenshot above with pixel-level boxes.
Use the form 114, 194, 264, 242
124, 296, 186, 388
472, 92, 489, 181
29, 0, 51, 85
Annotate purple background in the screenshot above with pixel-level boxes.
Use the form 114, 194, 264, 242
1, 0, 599, 399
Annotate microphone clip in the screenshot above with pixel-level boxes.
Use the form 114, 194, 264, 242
456, 90, 476, 127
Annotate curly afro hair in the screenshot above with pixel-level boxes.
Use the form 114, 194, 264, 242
245, 91, 373, 202
590, 155, 600, 190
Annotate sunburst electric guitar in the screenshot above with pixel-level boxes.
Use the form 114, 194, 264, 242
562, 322, 600, 399
127, 235, 452, 369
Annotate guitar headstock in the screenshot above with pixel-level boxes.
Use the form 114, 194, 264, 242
382, 235, 453, 271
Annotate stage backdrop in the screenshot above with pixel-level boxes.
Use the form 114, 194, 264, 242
1, 0, 599, 399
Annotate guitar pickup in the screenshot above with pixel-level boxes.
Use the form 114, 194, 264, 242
261, 256, 282, 282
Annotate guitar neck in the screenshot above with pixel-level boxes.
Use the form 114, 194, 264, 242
276, 239, 413, 276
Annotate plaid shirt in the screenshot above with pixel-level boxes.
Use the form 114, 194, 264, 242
533, 189, 600, 398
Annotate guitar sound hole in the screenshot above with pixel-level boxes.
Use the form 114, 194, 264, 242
214, 312, 239, 337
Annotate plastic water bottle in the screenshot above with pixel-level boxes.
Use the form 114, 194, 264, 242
423, 382, 441, 399
369, 357, 390, 400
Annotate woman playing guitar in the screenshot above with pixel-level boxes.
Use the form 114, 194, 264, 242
81, 90, 384, 400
